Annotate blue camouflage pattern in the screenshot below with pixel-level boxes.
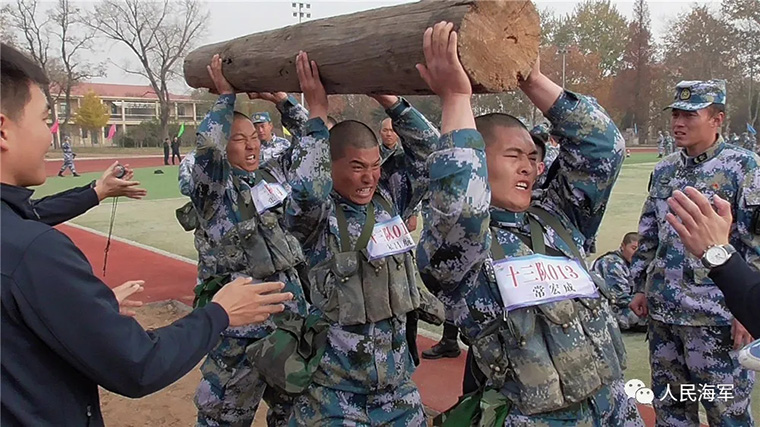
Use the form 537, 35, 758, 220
591, 250, 645, 330
630, 138, 760, 326
59, 137, 77, 174
261, 135, 292, 165
190, 94, 309, 426
179, 149, 197, 197
284, 97, 437, 423
417, 90, 641, 422
666, 79, 726, 111
648, 319, 755, 427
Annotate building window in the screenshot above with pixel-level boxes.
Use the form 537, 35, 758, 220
177, 104, 186, 117
59, 102, 70, 117
81, 128, 88, 139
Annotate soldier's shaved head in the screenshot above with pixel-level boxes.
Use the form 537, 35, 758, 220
329, 120, 379, 160
475, 113, 530, 147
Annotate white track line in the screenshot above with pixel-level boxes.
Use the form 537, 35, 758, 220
64, 222, 197, 265
45, 155, 166, 161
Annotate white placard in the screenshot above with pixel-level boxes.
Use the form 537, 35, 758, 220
251, 181, 288, 214
492, 254, 598, 311
367, 215, 415, 260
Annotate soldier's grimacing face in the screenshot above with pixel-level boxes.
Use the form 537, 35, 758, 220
485, 127, 539, 212
671, 108, 722, 149
332, 145, 381, 205
227, 116, 260, 172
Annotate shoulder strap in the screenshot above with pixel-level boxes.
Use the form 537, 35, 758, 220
335, 199, 377, 252
258, 168, 278, 185
231, 174, 257, 221
373, 192, 393, 215
527, 206, 587, 271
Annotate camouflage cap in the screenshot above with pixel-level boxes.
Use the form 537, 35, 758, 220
530, 123, 550, 142
252, 112, 271, 123
665, 79, 726, 111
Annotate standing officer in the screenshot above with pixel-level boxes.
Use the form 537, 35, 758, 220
630, 79, 759, 426
253, 111, 291, 164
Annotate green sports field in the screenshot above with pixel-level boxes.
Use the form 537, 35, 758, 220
32, 153, 759, 421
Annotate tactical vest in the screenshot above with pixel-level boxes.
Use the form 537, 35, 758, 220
199, 170, 305, 281
470, 206, 627, 416
309, 194, 420, 326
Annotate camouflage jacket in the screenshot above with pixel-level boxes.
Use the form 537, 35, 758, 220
61, 141, 74, 161
417, 91, 627, 409
260, 135, 292, 165
592, 250, 634, 308
285, 97, 438, 393
631, 138, 760, 326
381, 141, 422, 219
178, 150, 196, 197
190, 94, 309, 338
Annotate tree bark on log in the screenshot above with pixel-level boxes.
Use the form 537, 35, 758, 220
184, 0, 540, 95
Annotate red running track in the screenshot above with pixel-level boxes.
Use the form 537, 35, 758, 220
58, 223, 669, 425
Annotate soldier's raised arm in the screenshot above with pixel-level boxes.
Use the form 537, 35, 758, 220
284, 52, 333, 244
415, 22, 491, 294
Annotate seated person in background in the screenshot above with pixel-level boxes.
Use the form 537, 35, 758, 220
592, 232, 647, 331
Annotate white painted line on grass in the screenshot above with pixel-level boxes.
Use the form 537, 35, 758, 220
45, 155, 166, 161
64, 222, 197, 265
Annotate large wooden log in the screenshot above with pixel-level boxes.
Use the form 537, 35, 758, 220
183, 0, 540, 95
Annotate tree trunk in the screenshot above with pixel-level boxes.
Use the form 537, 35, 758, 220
183, 0, 540, 95
43, 88, 60, 149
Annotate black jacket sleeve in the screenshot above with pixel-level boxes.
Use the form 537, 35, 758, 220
710, 253, 760, 338
32, 184, 100, 226
10, 228, 229, 398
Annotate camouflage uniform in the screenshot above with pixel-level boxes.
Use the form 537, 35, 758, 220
179, 149, 197, 197
253, 112, 292, 165
417, 90, 643, 425
284, 97, 437, 426
631, 80, 760, 427
58, 137, 77, 176
741, 132, 756, 153
191, 94, 310, 427
657, 132, 666, 157
728, 133, 740, 147
591, 250, 645, 330
664, 132, 675, 156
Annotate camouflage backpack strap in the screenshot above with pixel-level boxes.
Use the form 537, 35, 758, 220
527, 206, 587, 271
175, 200, 199, 231
334, 198, 376, 252
231, 173, 258, 221
257, 168, 277, 185
489, 215, 553, 261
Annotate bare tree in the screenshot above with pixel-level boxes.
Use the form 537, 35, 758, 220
52, 0, 102, 135
8, 0, 64, 147
86, 0, 207, 140
0, 5, 18, 46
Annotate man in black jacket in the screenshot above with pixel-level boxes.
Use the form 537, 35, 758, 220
0, 42, 294, 426
664, 186, 759, 337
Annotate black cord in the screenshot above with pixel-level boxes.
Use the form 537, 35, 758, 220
103, 197, 118, 276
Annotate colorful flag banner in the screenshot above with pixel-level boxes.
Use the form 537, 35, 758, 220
177, 123, 185, 138
107, 124, 117, 140
50, 122, 59, 134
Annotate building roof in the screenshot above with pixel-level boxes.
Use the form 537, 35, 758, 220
65, 82, 194, 101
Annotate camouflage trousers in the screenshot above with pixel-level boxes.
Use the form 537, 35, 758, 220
288, 380, 426, 426
502, 380, 645, 426
59, 159, 77, 174
648, 319, 755, 427
195, 336, 294, 427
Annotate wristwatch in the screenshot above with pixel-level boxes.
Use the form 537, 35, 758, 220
701, 244, 736, 269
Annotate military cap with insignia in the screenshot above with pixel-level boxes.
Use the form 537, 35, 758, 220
665, 79, 726, 111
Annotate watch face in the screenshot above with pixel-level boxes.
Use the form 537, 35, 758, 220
705, 246, 729, 266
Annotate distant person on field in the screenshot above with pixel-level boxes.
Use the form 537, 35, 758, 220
58, 135, 79, 177
171, 136, 181, 165
163, 137, 170, 165
592, 232, 646, 331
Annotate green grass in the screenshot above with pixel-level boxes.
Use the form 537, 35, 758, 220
33, 166, 183, 201
32, 152, 758, 420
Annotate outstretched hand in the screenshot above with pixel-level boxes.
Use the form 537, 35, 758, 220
206, 54, 235, 95
295, 51, 328, 122
94, 161, 147, 201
